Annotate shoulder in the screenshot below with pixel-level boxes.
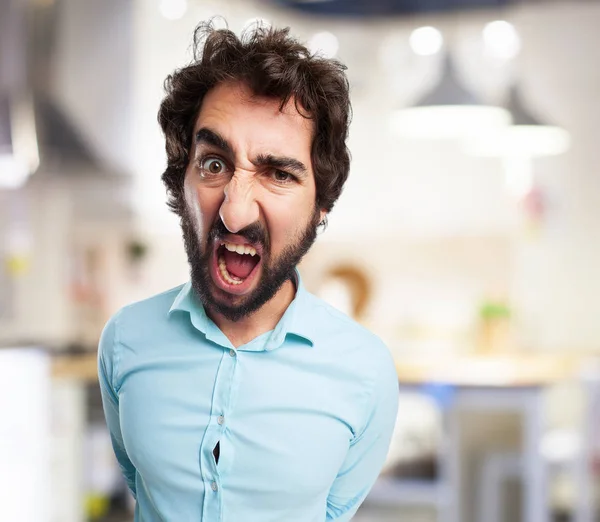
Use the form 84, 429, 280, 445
113, 284, 185, 326
304, 291, 396, 380
98, 284, 185, 357
98, 285, 186, 389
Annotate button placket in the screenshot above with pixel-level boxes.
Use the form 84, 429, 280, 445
213, 347, 239, 479
200, 349, 236, 520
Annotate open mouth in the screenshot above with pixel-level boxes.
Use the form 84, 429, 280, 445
213, 240, 262, 291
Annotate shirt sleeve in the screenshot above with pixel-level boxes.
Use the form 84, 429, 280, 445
98, 311, 137, 499
325, 348, 399, 521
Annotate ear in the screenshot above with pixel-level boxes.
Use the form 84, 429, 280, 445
319, 209, 328, 226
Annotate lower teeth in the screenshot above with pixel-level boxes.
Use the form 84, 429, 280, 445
218, 255, 244, 285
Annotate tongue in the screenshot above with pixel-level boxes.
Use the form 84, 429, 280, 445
223, 250, 258, 279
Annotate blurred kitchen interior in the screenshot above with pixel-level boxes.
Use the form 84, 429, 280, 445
2, 0, 600, 521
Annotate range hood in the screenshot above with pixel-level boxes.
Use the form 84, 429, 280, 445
0, 0, 100, 190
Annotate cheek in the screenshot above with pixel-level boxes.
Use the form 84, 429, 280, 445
264, 195, 314, 253
183, 178, 222, 238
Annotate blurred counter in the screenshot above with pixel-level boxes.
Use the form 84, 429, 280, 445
52, 352, 99, 381
51, 351, 585, 386
395, 354, 582, 387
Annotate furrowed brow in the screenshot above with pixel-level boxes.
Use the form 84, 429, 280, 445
195, 128, 233, 156
254, 153, 308, 178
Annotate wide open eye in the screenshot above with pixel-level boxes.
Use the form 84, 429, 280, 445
200, 157, 227, 175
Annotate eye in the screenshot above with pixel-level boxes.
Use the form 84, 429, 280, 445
200, 157, 227, 175
272, 170, 294, 183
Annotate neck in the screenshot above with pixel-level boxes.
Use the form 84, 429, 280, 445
207, 278, 296, 348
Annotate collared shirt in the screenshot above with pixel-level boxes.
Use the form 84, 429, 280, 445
98, 272, 399, 522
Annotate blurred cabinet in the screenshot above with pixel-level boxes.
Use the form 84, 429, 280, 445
0, 347, 51, 522
51, 380, 86, 522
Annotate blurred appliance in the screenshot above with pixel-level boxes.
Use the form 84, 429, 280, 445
0, 346, 51, 522
0, 0, 111, 190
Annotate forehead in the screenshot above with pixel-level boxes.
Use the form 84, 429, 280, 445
193, 82, 314, 155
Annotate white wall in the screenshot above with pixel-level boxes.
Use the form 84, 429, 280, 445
508, 2, 600, 351
0, 180, 72, 346
4, 0, 598, 351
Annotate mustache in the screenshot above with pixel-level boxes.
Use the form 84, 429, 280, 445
207, 218, 269, 248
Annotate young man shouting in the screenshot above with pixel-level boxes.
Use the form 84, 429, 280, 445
99, 21, 399, 522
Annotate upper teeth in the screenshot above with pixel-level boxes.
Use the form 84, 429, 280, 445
223, 242, 257, 256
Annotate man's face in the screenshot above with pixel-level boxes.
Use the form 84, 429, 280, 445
181, 82, 325, 322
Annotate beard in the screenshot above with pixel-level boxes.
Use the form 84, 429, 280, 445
180, 203, 320, 322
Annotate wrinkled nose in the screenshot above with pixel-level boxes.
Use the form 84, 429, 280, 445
219, 174, 260, 234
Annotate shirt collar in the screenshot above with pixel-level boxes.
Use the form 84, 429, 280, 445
168, 281, 230, 347
168, 269, 315, 350
266, 270, 315, 349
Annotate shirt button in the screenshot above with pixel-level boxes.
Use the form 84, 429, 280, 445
229, 349, 236, 357
211, 481, 218, 492
217, 415, 225, 425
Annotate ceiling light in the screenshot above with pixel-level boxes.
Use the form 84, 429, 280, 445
409, 26, 443, 57
483, 20, 521, 60
0, 156, 30, 190
159, 0, 187, 21
308, 31, 339, 58
0, 94, 38, 190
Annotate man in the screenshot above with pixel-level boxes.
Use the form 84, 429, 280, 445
99, 21, 399, 522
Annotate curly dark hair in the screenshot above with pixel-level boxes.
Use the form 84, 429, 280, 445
158, 20, 351, 219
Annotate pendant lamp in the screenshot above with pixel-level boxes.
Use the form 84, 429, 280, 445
390, 54, 511, 140
465, 83, 570, 157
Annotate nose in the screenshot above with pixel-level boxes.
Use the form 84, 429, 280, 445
219, 172, 260, 234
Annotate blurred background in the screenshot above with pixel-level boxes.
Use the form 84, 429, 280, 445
2, 0, 600, 521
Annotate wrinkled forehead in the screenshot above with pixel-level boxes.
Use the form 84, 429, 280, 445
193, 81, 315, 160
196, 82, 313, 133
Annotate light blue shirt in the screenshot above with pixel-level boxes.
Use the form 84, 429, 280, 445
98, 272, 399, 522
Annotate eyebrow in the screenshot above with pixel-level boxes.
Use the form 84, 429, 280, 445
254, 153, 308, 178
195, 128, 233, 156
195, 127, 308, 178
